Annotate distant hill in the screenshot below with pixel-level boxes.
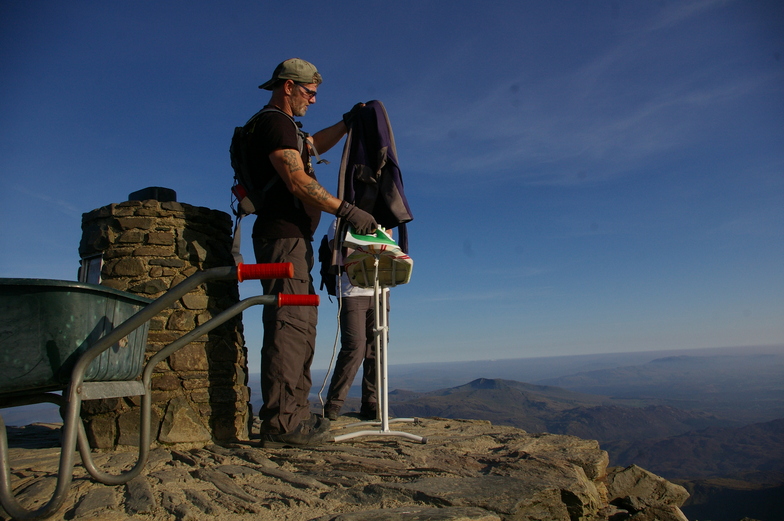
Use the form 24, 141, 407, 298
389, 377, 610, 434
386, 377, 782, 479
537, 351, 784, 423
386, 376, 784, 521
388, 378, 725, 445
611, 418, 784, 521
610, 418, 784, 483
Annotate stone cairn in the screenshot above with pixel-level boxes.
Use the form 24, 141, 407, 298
78, 188, 251, 449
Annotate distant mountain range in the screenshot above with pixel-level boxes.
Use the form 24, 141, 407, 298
536, 351, 784, 424
382, 376, 784, 521
611, 418, 784, 482
382, 376, 780, 474
388, 378, 725, 443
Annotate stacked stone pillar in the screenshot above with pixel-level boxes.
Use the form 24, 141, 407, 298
79, 190, 251, 448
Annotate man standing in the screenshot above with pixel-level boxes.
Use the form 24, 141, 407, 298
246, 58, 376, 447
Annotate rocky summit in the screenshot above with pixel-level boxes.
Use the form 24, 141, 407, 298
1, 417, 689, 521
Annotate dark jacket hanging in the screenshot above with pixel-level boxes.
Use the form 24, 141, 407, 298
338, 100, 413, 253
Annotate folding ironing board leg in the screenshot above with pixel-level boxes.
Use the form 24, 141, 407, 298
333, 255, 425, 444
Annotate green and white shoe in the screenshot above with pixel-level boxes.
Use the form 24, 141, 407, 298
343, 226, 402, 256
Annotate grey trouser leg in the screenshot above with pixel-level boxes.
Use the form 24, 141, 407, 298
253, 237, 318, 434
326, 295, 382, 407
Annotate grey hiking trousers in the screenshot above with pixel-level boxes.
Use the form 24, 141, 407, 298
253, 237, 318, 434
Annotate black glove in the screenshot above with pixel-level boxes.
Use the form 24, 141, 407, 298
343, 102, 364, 128
337, 201, 377, 235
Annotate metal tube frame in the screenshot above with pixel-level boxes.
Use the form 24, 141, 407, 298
333, 256, 426, 444
0, 267, 282, 520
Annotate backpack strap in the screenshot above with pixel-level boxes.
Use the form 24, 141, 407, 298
251, 107, 329, 165
230, 107, 325, 265
230, 175, 281, 265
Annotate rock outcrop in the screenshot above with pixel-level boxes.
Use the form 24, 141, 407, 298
2, 417, 689, 521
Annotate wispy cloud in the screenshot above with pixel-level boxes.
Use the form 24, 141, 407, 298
645, 0, 734, 33
415, 281, 558, 304
12, 184, 82, 217
395, 0, 769, 186
418, 290, 515, 304
715, 210, 783, 236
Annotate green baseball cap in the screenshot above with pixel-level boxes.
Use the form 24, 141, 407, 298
259, 58, 323, 90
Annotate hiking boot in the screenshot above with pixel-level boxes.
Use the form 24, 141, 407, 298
359, 402, 378, 421
303, 412, 331, 433
324, 403, 341, 421
261, 414, 332, 448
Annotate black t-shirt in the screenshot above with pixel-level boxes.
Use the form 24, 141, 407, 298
247, 107, 321, 240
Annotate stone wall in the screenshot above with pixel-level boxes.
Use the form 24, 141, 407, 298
79, 196, 251, 448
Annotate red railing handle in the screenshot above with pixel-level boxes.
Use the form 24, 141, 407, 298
277, 294, 320, 307
237, 263, 294, 282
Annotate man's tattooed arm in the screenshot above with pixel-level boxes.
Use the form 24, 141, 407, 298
303, 179, 331, 202
282, 149, 304, 174
281, 150, 331, 201
271, 148, 342, 214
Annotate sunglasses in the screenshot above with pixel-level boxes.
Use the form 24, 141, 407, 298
295, 83, 317, 99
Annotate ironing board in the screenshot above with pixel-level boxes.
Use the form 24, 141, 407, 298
332, 100, 419, 443
332, 228, 425, 444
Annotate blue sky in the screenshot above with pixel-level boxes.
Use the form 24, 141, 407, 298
1, 1, 782, 373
